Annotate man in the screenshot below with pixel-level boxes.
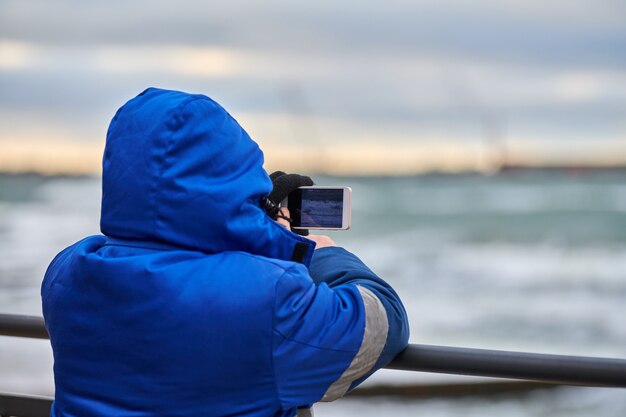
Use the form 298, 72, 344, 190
42, 88, 409, 416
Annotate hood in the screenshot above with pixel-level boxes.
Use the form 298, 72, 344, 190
100, 88, 314, 264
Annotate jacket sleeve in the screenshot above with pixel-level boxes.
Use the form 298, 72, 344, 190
272, 246, 409, 409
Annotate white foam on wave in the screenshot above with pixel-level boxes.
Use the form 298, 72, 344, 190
315, 386, 626, 417
346, 228, 626, 357
0, 178, 101, 297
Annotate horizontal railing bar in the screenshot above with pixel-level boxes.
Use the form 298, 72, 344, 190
0, 314, 47, 339
389, 344, 626, 387
348, 380, 558, 398
0, 392, 53, 417
0, 381, 559, 417
1, 313, 625, 387
0, 382, 558, 417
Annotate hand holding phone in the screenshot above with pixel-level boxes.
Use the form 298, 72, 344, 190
282, 186, 352, 230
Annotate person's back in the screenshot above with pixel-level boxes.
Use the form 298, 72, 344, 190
42, 88, 410, 416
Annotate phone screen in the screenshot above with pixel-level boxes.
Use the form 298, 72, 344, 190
289, 188, 344, 228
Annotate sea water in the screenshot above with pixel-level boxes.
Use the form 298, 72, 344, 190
0, 172, 625, 415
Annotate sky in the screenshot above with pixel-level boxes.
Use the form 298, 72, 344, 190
1, 0, 625, 174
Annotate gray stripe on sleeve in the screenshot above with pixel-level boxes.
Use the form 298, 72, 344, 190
321, 285, 389, 402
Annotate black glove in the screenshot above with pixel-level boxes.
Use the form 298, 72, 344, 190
266, 171, 314, 236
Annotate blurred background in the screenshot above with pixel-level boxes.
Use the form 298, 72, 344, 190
1, 0, 625, 415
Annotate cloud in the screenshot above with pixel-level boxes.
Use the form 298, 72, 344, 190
2, 0, 624, 68
1, 40, 624, 142
0, 40, 36, 69
0, 0, 624, 173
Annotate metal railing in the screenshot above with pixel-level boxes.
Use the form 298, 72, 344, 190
1, 313, 626, 416
0, 392, 52, 417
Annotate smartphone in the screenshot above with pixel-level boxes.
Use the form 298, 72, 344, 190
282, 186, 352, 230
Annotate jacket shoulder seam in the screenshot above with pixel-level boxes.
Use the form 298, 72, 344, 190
273, 327, 358, 354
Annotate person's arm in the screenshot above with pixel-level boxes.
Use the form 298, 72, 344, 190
271, 245, 409, 409
308, 245, 410, 392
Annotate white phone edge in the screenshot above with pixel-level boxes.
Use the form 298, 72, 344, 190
281, 186, 352, 230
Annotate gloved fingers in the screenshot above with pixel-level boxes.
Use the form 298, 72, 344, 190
264, 171, 288, 220
266, 171, 314, 236
269, 171, 287, 182
268, 173, 314, 206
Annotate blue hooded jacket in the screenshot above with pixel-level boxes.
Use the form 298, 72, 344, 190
42, 88, 409, 417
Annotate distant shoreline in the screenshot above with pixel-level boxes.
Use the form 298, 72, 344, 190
1, 164, 626, 180
0, 171, 96, 180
